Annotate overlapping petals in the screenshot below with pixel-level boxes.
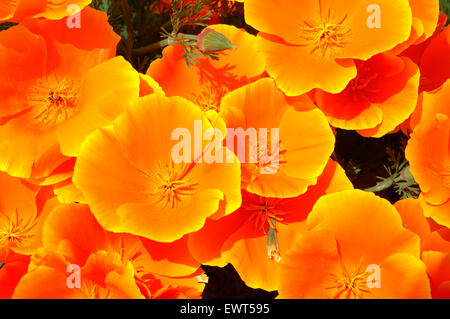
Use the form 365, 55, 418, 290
0, 8, 139, 179
13, 202, 202, 298
219, 78, 335, 198
147, 24, 265, 113
315, 53, 420, 137
277, 190, 430, 299
0, 0, 448, 301
193, 159, 353, 291
73, 94, 242, 243
245, 0, 413, 95
406, 80, 450, 228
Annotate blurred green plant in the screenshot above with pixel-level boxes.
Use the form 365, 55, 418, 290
440, 0, 449, 25
365, 146, 420, 199
0, 22, 16, 31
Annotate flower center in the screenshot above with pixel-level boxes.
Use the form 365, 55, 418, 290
194, 83, 228, 112
329, 270, 373, 299
243, 196, 286, 233
0, 211, 37, 250
327, 246, 378, 299
299, 8, 351, 58
245, 132, 287, 177
27, 76, 80, 130
145, 161, 198, 209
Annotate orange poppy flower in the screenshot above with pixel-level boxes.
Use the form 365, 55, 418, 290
394, 198, 450, 253
0, 0, 91, 22
389, 0, 440, 54
30, 73, 163, 204
277, 190, 430, 298
192, 159, 353, 290
0, 171, 56, 257
147, 24, 265, 113
315, 53, 420, 137
422, 251, 450, 299
13, 203, 202, 298
0, 251, 30, 299
73, 94, 242, 243
406, 80, 450, 228
219, 78, 335, 198
0, 10, 140, 179
245, 0, 413, 96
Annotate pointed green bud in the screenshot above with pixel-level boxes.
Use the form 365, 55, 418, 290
197, 28, 237, 52
266, 218, 281, 263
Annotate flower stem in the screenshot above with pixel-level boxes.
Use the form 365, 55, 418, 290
132, 34, 198, 56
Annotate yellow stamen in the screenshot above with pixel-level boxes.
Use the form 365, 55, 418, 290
299, 7, 351, 58
27, 75, 80, 129
0, 210, 37, 250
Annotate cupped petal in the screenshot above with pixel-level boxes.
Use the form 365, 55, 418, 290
422, 251, 450, 299
307, 190, 420, 265
407, 113, 450, 207
374, 253, 431, 299
73, 126, 151, 231
337, 0, 412, 60
22, 6, 119, 53
0, 1, 17, 21
57, 56, 140, 157
0, 25, 47, 119
257, 35, 356, 96
358, 57, 420, 137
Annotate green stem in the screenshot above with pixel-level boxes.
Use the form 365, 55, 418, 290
132, 33, 198, 56
364, 177, 395, 193
364, 165, 415, 193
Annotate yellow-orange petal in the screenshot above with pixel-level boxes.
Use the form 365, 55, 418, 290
422, 251, 450, 299
57, 56, 140, 157
257, 35, 357, 96
307, 190, 420, 265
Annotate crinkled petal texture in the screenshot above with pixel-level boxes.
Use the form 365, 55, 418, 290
316, 53, 420, 136
0, 14, 138, 179
406, 81, 450, 228
245, 0, 413, 95
73, 94, 242, 243
1, 0, 92, 22
219, 78, 335, 198
277, 190, 430, 299
147, 24, 265, 112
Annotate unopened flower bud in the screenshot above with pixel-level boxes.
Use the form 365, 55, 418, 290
266, 219, 281, 263
197, 28, 237, 52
